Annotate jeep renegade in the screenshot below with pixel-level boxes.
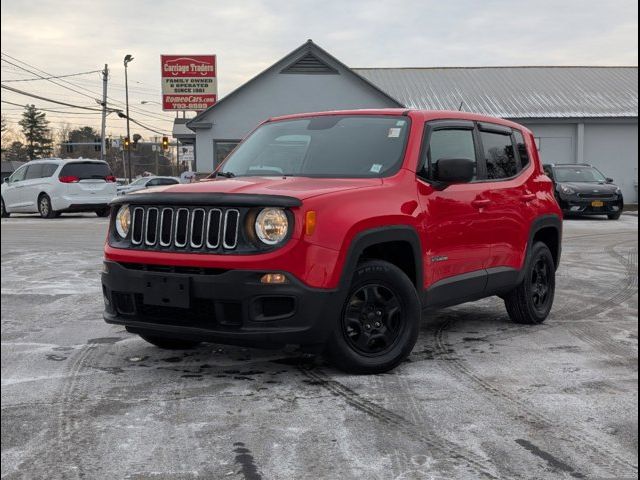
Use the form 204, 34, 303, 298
101, 109, 562, 374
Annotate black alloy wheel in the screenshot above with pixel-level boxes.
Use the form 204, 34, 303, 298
326, 259, 421, 374
342, 284, 404, 356
504, 241, 556, 324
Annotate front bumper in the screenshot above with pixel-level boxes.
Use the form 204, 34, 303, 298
101, 261, 342, 348
557, 196, 623, 216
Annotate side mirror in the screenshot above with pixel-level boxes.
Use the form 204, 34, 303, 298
3, 177, 9, 183
434, 158, 475, 184
606, 177, 614, 184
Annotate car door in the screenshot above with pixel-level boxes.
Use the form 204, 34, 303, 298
415, 120, 492, 299
479, 124, 535, 273
3, 165, 29, 210
20, 163, 45, 211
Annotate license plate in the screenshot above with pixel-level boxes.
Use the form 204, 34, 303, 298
591, 201, 604, 207
142, 274, 190, 309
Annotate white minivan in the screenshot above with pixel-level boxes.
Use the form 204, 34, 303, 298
1, 158, 118, 218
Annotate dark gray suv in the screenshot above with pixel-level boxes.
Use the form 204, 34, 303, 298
543, 163, 624, 220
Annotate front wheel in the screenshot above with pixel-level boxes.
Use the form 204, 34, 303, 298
504, 242, 556, 324
325, 260, 421, 374
1, 198, 9, 218
139, 334, 201, 350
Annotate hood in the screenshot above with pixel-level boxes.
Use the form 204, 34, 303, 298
132, 176, 383, 200
557, 182, 619, 194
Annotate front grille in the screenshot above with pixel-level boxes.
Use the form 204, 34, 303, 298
128, 206, 241, 252
577, 193, 617, 200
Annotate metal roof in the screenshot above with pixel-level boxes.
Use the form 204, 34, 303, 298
354, 67, 638, 118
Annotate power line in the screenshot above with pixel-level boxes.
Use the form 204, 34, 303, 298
1, 55, 100, 102
1, 99, 102, 114
1, 84, 107, 111
1, 68, 102, 82
1, 52, 172, 123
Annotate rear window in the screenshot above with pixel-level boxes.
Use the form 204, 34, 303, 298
59, 162, 111, 180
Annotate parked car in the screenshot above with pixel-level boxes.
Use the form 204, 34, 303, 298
117, 176, 180, 196
543, 163, 624, 220
1, 158, 117, 218
101, 109, 562, 374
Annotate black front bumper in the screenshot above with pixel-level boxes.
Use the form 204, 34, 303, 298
101, 261, 341, 349
558, 197, 623, 216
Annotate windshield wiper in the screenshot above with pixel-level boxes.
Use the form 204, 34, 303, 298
215, 171, 235, 178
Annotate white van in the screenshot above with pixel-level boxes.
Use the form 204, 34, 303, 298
1, 158, 117, 218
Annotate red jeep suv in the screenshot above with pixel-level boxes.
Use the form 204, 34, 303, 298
102, 109, 562, 374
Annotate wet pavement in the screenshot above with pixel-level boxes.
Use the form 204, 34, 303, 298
1, 213, 638, 479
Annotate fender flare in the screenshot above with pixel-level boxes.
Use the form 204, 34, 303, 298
338, 225, 423, 290
517, 213, 563, 284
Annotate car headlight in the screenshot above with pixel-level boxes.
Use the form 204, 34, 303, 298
559, 184, 575, 195
615, 187, 622, 195
115, 205, 131, 238
255, 208, 289, 245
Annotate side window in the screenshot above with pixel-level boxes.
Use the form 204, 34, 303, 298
146, 179, 159, 187
9, 165, 28, 183
41, 164, 58, 177
25, 164, 44, 180
158, 178, 178, 185
480, 131, 518, 180
422, 128, 477, 179
513, 130, 530, 169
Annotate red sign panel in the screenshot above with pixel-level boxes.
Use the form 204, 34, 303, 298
161, 55, 217, 111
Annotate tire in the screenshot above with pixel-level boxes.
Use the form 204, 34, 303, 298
38, 194, 56, 219
1, 197, 9, 218
95, 207, 111, 217
504, 242, 556, 324
608, 210, 622, 220
138, 334, 201, 350
325, 260, 421, 374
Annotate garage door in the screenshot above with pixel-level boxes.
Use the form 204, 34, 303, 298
537, 136, 574, 165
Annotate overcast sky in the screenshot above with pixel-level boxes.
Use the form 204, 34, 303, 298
1, 0, 637, 137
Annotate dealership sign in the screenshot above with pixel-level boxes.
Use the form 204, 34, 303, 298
161, 55, 217, 111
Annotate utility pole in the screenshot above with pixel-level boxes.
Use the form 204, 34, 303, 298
124, 54, 134, 182
100, 64, 108, 161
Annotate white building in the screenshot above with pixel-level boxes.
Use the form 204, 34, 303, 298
181, 40, 638, 202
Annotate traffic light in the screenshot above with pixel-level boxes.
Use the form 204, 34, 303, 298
162, 136, 169, 150
65, 142, 73, 154
94, 137, 101, 152
124, 137, 130, 149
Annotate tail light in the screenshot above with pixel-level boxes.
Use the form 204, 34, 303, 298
59, 175, 80, 183
105, 175, 116, 182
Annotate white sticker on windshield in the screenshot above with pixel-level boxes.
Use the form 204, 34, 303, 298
388, 127, 401, 138
396, 120, 405, 126
370, 164, 383, 173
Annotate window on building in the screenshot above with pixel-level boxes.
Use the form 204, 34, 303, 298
423, 128, 477, 180
214, 141, 240, 167
514, 130, 530, 168
480, 131, 518, 179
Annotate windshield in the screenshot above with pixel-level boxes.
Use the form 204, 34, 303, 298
554, 166, 607, 183
218, 115, 410, 178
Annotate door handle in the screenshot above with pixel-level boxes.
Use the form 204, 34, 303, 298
521, 193, 536, 203
471, 199, 491, 209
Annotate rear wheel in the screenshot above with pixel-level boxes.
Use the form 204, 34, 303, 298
504, 242, 556, 324
38, 194, 56, 219
1, 198, 9, 218
139, 334, 201, 350
325, 260, 420, 374
95, 207, 110, 217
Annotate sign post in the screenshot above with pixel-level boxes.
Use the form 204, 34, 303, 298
160, 55, 217, 111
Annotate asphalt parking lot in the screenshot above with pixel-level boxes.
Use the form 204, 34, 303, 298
1, 213, 638, 480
